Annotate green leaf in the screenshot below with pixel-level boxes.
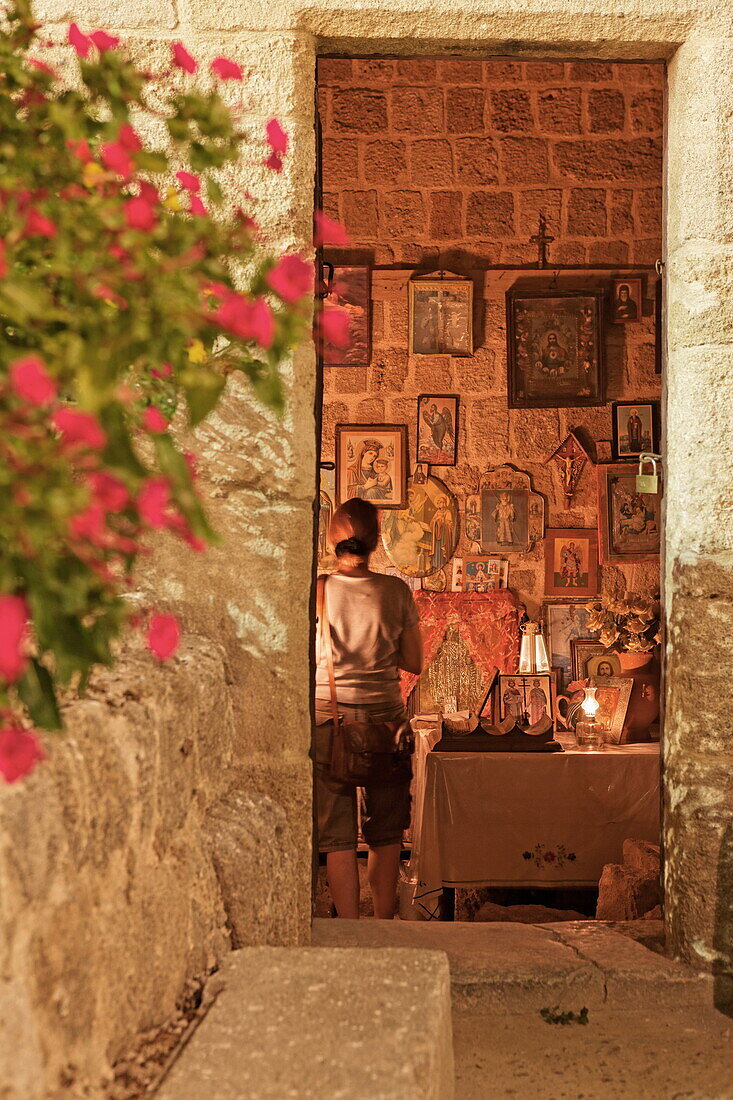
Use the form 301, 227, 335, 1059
18, 660, 62, 730
179, 365, 226, 426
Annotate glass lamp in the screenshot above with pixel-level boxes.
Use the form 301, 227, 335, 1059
518, 621, 550, 675
575, 686, 605, 750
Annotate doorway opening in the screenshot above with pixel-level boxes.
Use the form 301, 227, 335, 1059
314, 54, 665, 926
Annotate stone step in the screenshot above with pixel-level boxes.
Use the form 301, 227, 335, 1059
157, 947, 454, 1100
312, 919, 713, 1014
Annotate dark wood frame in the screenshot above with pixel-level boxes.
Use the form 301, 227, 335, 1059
416, 393, 459, 467
611, 400, 659, 460
570, 639, 619, 682
597, 462, 662, 563
497, 672, 556, 726
506, 288, 606, 408
543, 527, 599, 599
611, 275, 644, 324
322, 264, 372, 368
335, 424, 409, 509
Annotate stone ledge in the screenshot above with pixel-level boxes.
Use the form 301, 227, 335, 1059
157, 947, 454, 1099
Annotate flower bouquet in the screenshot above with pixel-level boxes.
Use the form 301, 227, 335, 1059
584, 592, 661, 653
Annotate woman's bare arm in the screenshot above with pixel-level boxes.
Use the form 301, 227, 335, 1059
397, 623, 424, 675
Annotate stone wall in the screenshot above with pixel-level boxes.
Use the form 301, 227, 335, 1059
320, 59, 663, 620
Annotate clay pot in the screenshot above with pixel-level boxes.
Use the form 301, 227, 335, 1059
617, 651, 660, 742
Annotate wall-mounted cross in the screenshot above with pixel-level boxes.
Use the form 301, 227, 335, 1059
530, 213, 555, 269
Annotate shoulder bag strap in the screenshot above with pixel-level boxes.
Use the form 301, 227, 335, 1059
317, 575, 340, 729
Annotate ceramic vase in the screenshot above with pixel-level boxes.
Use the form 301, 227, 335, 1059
617, 651, 660, 742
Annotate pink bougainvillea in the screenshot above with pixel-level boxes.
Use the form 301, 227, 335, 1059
0, 596, 30, 683
266, 255, 313, 304
9, 356, 57, 407
313, 210, 350, 247
147, 614, 181, 661
0, 726, 44, 783
211, 57, 243, 81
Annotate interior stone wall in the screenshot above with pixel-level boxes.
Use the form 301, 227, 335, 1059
320, 59, 664, 620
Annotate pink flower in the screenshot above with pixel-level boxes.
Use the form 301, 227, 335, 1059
319, 304, 351, 349
124, 197, 156, 232
0, 595, 30, 683
9, 355, 57, 407
117, 124, 141, 152
266, 119, 288, 155
88, 471, 129, 512
25, 209, 57, 238
189, 195, 207, 217
214, 293, 274, 349
266, 254, 312, 304
29, 59, 58, 77
68, 23, 91, 58
210, 56, 243, 80
52, 407, 107, 451
69, 503, 107, 546
68, 138, 92, 164
314, 211, 349, 247
137, 478, 171, 527
147, 614, 180, 661
172, 42, 197, 73
264, 151, 283, 173
0, 727, 44, 783
142, 406, 168, 433
176, 170, 200, 193
151, 362, 173, 379
89, 30, 119, 51
102, 142, 134, 180
0, 239, 6, 278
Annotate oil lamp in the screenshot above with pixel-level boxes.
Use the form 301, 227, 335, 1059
518, 620, 550, 675
575, 686, 605, 750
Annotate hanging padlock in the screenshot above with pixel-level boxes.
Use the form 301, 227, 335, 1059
636, 453, 660, 494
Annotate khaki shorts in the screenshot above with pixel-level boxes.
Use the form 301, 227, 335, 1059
313, 700, 412, 854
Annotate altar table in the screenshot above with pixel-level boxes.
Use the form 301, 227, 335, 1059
408, 736, 660, 916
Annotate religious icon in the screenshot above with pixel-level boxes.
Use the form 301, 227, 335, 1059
335, 424, 408, 509
506, 289, 605, 407
317, 466, 337, 571
498, 673, 555, 728
475, 465, 544, 554
545, 431, 592, 509
322, 266, 371, 367
597, 463, 662, 563
462, 556, 508, 593
416, 394, 459, 466
409, 273, 473, 356
612, 401, 658, 459
543, 601, 599, 689
588, 676, 634, 743
381, 474, 459, 578
611, 276, 643, 324
544, 528, 599, 599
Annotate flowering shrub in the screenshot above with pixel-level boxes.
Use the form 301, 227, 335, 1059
0, 0, 336, 779
585, 592, 661, 653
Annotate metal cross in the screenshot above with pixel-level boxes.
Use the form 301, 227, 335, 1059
530, 213, 555, 269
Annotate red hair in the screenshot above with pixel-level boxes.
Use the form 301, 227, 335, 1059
329, 498, 380, 557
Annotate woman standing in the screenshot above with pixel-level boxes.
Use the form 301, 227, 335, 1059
314, 499, 423, 918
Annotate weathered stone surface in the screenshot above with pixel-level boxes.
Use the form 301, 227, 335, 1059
623, 838, 661, 877
159, 948, 454, 1100
596, 863, 660, 921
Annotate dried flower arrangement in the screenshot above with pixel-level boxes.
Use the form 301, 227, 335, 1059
585, 592, 661, 653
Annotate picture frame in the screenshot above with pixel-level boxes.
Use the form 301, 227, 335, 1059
597, 463, 662, 563
570, 639, 621, 682
317, 465, 337, 572
462, 556, 508, 592
498, 673, 556, 729
543, 601, 599, 690
589, 676, 634, 744
472, 465, 545, 554
506, 288, 605, 408
409, 272, 473, 356
335, 424, 408, 509
381, 473, 460, 577
544, 528, 599, 598
612, 400, 659, 460
611, 276, 643, 324
416, 394, 459, 466
322, 265, 371, 368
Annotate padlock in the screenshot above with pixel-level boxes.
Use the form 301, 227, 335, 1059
636, 454, 659, 494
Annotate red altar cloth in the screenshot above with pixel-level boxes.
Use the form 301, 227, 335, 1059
401, 590, 522, 701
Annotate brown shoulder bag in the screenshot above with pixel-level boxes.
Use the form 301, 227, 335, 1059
317, 575, 413, 786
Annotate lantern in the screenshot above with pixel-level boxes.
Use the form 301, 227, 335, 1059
518, 620, 550, 675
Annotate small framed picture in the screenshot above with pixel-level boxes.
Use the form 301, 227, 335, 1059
463, 555, 508, 592
611, 277, 643, 324
589, 676, 634, 744
597, 463, 661, 563
543, 601, 599, 690
335, 424, 408, 508
451, 558, 464, 591
409, 273, 473, 356
596, 441, 613, 463
322, 265, 371, 368
570, 639, 621, 682
506, 289, 605, 408
498, 673, 555, 728
544, 528, 599, 598
612, 401, 658, 460
417, 394, 459, 466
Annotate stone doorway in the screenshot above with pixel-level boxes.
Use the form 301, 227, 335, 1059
314, 53, 666, 927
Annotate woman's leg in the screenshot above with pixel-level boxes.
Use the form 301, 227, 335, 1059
326, 849, 360, 918
367, 843, 401, 919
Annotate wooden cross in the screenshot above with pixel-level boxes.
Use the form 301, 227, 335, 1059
530, 213, 555, 269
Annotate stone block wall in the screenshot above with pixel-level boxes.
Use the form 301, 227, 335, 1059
320, 59, 664, 617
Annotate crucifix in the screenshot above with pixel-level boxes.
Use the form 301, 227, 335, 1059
530, 213, 555, 269
545, 431, 592, 510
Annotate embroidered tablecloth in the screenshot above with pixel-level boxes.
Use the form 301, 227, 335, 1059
409, 739, 660, 916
